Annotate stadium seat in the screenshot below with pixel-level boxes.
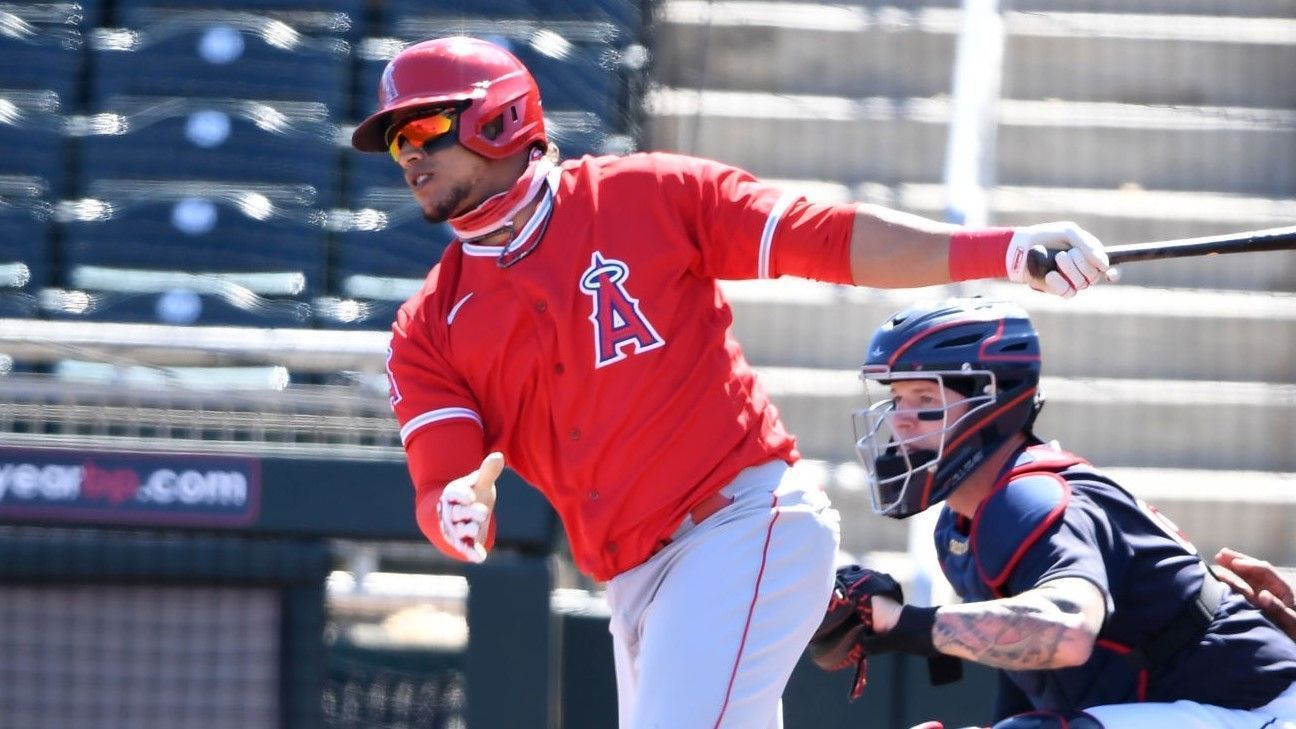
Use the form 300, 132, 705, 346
380, 0, 642, 33
0, 176, 52, 318
0, 89, 73, 197
318, 187, 452, 329
89, 8, 353, 114
39, 287, 313, 327
0, 2, 87, 101
0, 176, 55, 291
511, 41, 623, 123
74, 95, 341, 204
112, 0, 365, 15
49, 178, 322, 327
546, 111, 632, 159
59, 179, 328, 299
334, 186, 452, 282
342, 132, 405, 203
364, 25, 629, 123
312, 296, 403, 330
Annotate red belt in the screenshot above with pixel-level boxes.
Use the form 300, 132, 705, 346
651, 491, 735, 556
689, 491, 735, 523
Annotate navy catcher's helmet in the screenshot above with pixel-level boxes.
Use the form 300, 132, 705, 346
853, 297, 1043, 519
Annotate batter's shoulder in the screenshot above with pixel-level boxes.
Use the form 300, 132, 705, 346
565, 150, 744, 180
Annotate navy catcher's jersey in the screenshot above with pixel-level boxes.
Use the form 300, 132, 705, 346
934, 443, 1296, 716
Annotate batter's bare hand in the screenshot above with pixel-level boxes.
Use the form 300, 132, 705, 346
437, 452, 503, 563
1007, 222, 1116, 298
1214, 548, 1296, 641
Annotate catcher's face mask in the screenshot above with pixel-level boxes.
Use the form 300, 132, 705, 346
852, 368, 994, 518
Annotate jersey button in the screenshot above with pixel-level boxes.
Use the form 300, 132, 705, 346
554, 362, 565, 375
588, 490, 599, 501
534, 300, 547, 313
607, 542, 618, 554
569, 428, 581, 440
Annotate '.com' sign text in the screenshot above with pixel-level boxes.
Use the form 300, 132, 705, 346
0, 447, 261, 528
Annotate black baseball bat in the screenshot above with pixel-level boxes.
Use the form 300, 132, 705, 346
1026, 224, 1296, 278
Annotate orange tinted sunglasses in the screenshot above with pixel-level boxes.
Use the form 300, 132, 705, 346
387, 110, 457, 160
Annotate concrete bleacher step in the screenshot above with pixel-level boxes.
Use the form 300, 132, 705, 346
721, 279, 1296, 382
763, 366, 1296, 470
1004, 0, 1296, 18
789, 458, 1296, 565
656, 3, 1296, 109
654, 1, 960, 98
1001, 11, 1296, 108
647, 88, 1296, 194
647, 88, 949, 182
996, 99, 1296, 195
740, 0, 1296, 13
762, 178, 1296, 291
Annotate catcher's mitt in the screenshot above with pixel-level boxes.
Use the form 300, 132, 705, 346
807, 565, 904, 699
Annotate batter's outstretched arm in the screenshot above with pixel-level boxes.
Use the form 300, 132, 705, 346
928, 577, 1106, 671
848, 204, 961, 288
846, 205, 1112, 297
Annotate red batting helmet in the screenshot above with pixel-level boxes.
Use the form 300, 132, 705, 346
351, 36, 547, 159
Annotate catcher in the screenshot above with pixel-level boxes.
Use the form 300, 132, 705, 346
810, 297, 1296, 728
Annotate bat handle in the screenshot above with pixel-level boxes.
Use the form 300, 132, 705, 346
1025, 245, 1055, 279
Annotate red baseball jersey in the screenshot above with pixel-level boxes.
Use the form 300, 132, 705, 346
387, 152, 857, 580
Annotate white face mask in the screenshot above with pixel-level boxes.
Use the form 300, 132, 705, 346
852, 370, 995, 517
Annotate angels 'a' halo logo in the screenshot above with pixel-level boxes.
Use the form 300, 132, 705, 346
579, 252, 665, 369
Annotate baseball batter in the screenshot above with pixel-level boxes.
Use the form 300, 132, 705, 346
351, 37, 1114, 728
811, 297, 1296, 729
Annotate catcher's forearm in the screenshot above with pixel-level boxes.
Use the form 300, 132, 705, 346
931, 583, 1102, 670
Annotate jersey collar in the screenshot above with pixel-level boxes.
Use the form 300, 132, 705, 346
460, 164, 561, 267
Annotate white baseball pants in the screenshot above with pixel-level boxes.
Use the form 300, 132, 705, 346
605, 460, 840, 729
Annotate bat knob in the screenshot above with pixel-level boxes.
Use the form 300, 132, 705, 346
1025, 245, 1055, 279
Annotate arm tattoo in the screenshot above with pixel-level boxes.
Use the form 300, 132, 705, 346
933, 597, 1085, 670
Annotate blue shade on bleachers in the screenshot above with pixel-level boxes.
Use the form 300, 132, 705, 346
313, 296, 401, 330
0, 0, 649, 328
89, 9, 352, 113
380, 0, 642, 35
0, 89, 72, 197
74, 95, 341, 204
0, 176, 55, 289
39, 287, 313, 327
511, 42, 621, 122
317, 187, 450, 330
111, 0, 366, 16
546, 110, 631, 159
334, 187, 452, 282
0, 176, 53, 318
0, 3, 86, 101
60, 179, 328, 297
